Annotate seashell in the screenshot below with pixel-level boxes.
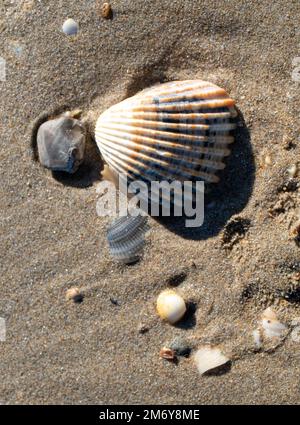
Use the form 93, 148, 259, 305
95, 80, 237, 193
156, 289, 187, 324
159, 347, 176, 361
107, 214, 149, 264
261, 307, 287, 339
194, 346, 230, 375
37, 116, 86, 173
62, 18, 79, 36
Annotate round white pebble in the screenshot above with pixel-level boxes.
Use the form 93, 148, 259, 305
62, 18, 79, 36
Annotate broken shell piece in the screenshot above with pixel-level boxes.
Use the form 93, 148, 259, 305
194, 346, 230, 375
156, 290, 187, 324
262, 307, 277, 321
159, 347, 176, 361
261, 307, 287, 339
37, 116, 86, 173
66, 288, 84, 303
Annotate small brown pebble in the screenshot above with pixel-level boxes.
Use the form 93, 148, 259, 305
66, 288, 84, 303
159, 347, 176, 361
100, 2, 112, 19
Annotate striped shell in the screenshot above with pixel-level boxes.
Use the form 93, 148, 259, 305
107, 214, 149, 264
95, 80, 237, 185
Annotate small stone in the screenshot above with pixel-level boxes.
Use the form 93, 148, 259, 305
100, 2, 113, 19
169, 337, 191, 357
62, 18, 79, 36
110, 297, 120, 306
66, 288, 84, 303
37, 116, 86, 173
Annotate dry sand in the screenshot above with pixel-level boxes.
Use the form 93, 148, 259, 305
0, 0, 300, 405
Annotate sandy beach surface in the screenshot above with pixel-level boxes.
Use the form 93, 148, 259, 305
0, 0, 300, 405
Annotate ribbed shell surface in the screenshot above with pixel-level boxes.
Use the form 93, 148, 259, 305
95, 80, 237, 185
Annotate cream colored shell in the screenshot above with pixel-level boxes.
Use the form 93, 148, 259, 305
156, 289, 187, 324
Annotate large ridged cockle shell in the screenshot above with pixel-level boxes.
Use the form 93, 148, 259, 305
95, 80, 237, 187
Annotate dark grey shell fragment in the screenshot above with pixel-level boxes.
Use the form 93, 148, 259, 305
169, 337, 192, 357
37, 116, 86, 173
107, 214, 149, 264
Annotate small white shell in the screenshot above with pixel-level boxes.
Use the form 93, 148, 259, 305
194, 346, 230, 375
156, 289, 186, 324
95, 80, 237, 187
261, 307, 287, 339
62, 18, 79, 36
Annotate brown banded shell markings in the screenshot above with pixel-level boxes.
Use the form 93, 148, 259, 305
95, 80, 237, 188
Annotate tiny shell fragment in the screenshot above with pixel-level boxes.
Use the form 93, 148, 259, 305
194, 346, 230, 375
252, 329, 262, 349
264, 155, 272, 167
287, 164, 298, 178
261, 307, 287, 339
159, 347, 176, 361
